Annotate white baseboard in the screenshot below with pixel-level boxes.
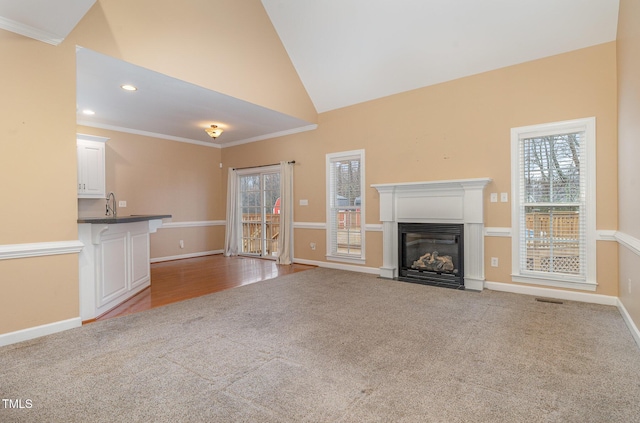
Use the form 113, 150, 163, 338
617, 298, 640, 349
150, 250, 223, 263
464, 277, 484, 291
484, 280, 618, 306
293, 258, 380, 275
0, 317, 81, 347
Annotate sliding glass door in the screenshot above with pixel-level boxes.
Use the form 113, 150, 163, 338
238, 167, 281, 258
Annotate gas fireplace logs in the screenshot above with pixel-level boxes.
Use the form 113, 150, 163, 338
412, 251, 457, 273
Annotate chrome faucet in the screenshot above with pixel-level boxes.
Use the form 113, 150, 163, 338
105, 192, 117, 217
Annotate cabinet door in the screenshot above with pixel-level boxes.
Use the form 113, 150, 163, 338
77, 139, 106, 198
98, 232, 129, 307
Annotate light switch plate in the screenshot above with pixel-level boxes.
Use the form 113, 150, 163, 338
300, 199, 309, 206
500, 192, 508, 202
119, 200, 127, 207
490, 193, 498, 203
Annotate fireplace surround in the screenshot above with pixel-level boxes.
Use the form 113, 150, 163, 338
372, 178, 491, 291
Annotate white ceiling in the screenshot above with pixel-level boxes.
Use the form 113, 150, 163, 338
262, 0, 620, 113
75, 48, 315, 147
1, 0, 621, 146
0, 0, 95, 45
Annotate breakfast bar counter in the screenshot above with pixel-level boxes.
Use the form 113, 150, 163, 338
78, 214, 171, 320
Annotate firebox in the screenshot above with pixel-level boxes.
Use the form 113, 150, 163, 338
398, 223, 464, 289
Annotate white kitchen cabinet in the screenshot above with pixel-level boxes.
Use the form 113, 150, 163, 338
78, 220, 156, 320
77, 134, 108, 198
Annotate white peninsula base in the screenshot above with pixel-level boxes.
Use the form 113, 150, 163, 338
78, 218, 165, 321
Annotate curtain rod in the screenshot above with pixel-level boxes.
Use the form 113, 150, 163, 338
232, 160, 295, 171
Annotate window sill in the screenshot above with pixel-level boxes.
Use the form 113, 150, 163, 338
326, 254, 366, 265
511, 273, 597, 292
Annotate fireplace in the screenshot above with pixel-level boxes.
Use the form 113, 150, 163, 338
372, 178, 491, 291
398, 223, 464, 289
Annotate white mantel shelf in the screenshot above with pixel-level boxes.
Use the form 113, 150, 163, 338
372, 178, 492, 291
371, 178, 492, 191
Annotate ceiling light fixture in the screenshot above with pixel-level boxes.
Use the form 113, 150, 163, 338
121, 84, 137, 91
82, 109, 95, 115
205, 124, 224, 139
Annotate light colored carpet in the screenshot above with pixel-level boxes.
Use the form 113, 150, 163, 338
1, 268, 639, 422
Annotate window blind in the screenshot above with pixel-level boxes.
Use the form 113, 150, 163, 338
328, 153, 362, 257
519, 131, 586, 279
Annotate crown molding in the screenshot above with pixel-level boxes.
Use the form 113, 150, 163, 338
219, 124, 318, 148
76, 121, 221, 148
77, 121, 318, 149
0, 16, 63, 46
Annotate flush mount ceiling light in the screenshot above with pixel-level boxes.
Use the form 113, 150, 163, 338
121, 84, 137, 91
205, 124, 224, 139
82, 109, 95, 115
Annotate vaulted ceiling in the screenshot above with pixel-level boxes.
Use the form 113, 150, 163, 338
262, 0, 620, 113
0, 0, 620, 146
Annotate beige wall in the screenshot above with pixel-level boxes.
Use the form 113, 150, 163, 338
223, 42, 619, 295
77, 127, 225, 259
0, 255, 79, 334
0, 0, 627, 340
617, 0, 640, 326
68, 0, 317, 123
0, 29, 79, 334
0, 0, 312, 338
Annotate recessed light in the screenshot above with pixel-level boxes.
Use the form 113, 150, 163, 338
121, 84, 137, 91
82, 109, 95, 115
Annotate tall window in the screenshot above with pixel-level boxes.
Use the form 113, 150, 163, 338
326, 150, 365, 263
511, 118, 596, 291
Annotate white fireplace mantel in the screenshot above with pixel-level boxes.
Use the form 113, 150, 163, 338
372, 178, 492, 291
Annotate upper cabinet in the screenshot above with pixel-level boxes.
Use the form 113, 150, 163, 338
77, 134, 109, 199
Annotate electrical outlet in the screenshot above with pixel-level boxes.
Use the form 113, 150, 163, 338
300, 199, 309, 206
118, 200, 127, 207
490, 193, 498, 203
310, 242, 316, 250
179, 240, 184, 249
491, 257, 499, 267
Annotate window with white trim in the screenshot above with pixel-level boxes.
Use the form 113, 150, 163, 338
511, 118, 596, 291
326, 150, 365, 263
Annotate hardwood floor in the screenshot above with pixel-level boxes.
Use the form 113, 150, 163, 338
92, 255, 315, 322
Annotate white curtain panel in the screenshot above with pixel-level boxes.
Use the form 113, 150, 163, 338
276, 161, 294, 265
224, 167, 239, 256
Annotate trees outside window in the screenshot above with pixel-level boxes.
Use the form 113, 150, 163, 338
326, 150, 365, 262
511, 118, 596, 291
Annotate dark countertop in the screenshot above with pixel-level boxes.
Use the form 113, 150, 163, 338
77, 214, 172, 224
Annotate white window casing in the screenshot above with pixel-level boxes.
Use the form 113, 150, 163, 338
326, 149, 365, 264
510, 117, 597, 291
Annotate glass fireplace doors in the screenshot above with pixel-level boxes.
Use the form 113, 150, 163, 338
398, 223, 464, 289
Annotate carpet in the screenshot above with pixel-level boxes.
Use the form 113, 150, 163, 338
1, 268, 639, 422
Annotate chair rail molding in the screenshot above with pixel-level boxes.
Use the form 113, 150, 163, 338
0, 240, 84, 260
160, 220, 226, 229
615, 231, 640, 256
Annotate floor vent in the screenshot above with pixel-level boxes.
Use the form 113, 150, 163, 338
535, 297, 564, 305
